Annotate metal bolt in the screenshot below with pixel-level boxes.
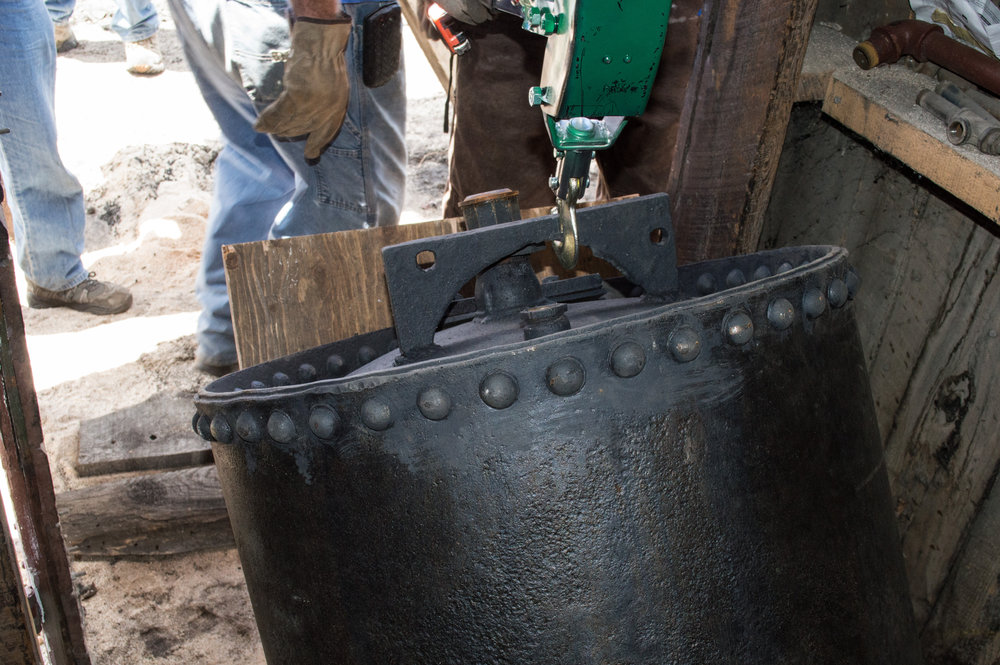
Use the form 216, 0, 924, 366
361, 399, 394, 431
210, 415, 232, 443
803, 288, 827, 319
752, 265, 772, 281
669, 327, 701, 362
777, 261, 794, 274
326, 354, 346, 377
767, 298, 795, 330
250, 380, 267, 390
845, 269, 861, 299
724, 311, 754, 345
308, 405, 340, 439
480, 371, 519, 409
696, 273, 716, 295
827, 279, 849, 308
267, 411, 296, 443
195, 415, 212, 441
417, 387, 452, 421
297, 363, 317, 382
726, 269, 746, 288
358, 345, 378, 365
610, 342, 646, 378
272, 372, 291, 386
546, 357, 586, 396
522, 302, 570, 340
529, 86, 552, 106
236, 412, 261, 442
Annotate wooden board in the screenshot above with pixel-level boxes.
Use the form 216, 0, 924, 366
795, 23, 857, 103
399, 0, 451, 93
76, 392, 212, 476
822, 63, 1000, 224
666, 0, 819, 263
56, 466, 233, 558
762, 103, 1000, 663
1, 502, 42, 664
225, 219, 461, 368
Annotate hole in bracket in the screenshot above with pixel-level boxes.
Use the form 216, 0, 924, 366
416, 250, 436, 272
649, 228, 666, 245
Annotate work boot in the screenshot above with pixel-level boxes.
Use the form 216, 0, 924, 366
193, 348, 239, 377
26, 273, 133, 315
53, 22, 78, 53
125, 35, 165, 76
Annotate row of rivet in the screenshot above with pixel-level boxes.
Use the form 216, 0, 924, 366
243, 346, 379, 391
196, 276, 855, 444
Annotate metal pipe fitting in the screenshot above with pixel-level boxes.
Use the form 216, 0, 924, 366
855, 20, 1000, 96
916, 88, 1000, 153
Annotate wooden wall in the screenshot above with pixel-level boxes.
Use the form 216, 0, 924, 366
762, 104, 1000, 665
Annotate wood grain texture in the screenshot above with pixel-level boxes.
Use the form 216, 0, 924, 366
0, 501, 41, 665
399, 0, 450, 92
763, 104, 1000, 663
225, 220, 460, 368
77, 392, 211, 476
666, 0, 819, 264
823, 65, 1000, 224
56, 466, 233, 558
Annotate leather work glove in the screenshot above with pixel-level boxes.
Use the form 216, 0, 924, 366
254, 16, 352, 161
435, 0, 495, 24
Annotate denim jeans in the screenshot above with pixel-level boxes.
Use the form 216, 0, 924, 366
45, 0, 159, 42
168, 0, 407, 366
0, 0, 90, 293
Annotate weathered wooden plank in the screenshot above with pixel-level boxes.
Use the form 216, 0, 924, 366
56, 466, 233, 558
399, 0, 450, 93
76, 392, 211, 476
0, 220, 90, 664
666, 0, 819, 263
822, 65, 1000, 224
225, 220, 461, 368
795, 24, 857, 103
1, 499, 42, 665
762, 104, 1000, 662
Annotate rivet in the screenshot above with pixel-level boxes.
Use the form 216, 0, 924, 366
696, 273, 716, 295
726, 269, 746, 288
267, 410, 296, 443
358, 345, 378, 365
236, 412, 261, 442
669, 327, 701, 362
195, 414, 213, 441
546, 357, 586, 396
361, 399, 393, 431
752, 265, 772, 281
845, 270, 860, 299
827, 279, 849, 308
803, 288, 827, 319
610, 341, 645, 378
767, 298, 795, 330
327, 354, 346, 377
272, 372, 291, 386
297, 363, 317, 382
777, 261, 794, 274
250, 380, 267, 390
308, 405, 340, 439
191, 412, 200, 435
480, 371, 519, 409
724, 311, 754, 345
210, 415, 232, 443
417, 387, 452, 421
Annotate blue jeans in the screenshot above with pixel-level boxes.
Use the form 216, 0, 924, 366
0, 0, 90, 292
45, 0, 159, 42
168, 0, 407, 366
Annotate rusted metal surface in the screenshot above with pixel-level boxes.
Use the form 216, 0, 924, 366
0, 218, 91, 665
854, 20, 1000, 96
195, 195, 922, 665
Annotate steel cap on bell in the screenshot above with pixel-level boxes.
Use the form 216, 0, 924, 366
194, 194, 921, 665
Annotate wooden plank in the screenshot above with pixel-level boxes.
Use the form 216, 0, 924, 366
0, 221, 90, 664
762, 103, 1000, 662
399, 0, 451, 93
822, 65, 1000, 224
666, 0, 819, 264
1, 498, 42, 665
76, 392, 211, 476
795, 23, 857, 102
56, 466, 233, 558
225, 219, 461, 368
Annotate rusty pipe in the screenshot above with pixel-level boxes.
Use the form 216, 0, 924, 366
854, 20, 1000, 97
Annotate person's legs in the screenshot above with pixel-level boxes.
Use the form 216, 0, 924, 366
270, 0, 407, 238
169, 0, 295, 370
110, 0, 159, 42
43, 0, 75, 25
0, 0, 88, 292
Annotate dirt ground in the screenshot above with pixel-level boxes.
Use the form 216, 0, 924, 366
12, 1, 450, 662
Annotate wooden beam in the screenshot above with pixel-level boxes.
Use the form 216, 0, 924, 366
399, 0, 451, 93
56, 466, 233, 558
667, 0, 820, 263
0, 220, 90, 664
225, 219, 461, 368
0, 497, 42, 665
